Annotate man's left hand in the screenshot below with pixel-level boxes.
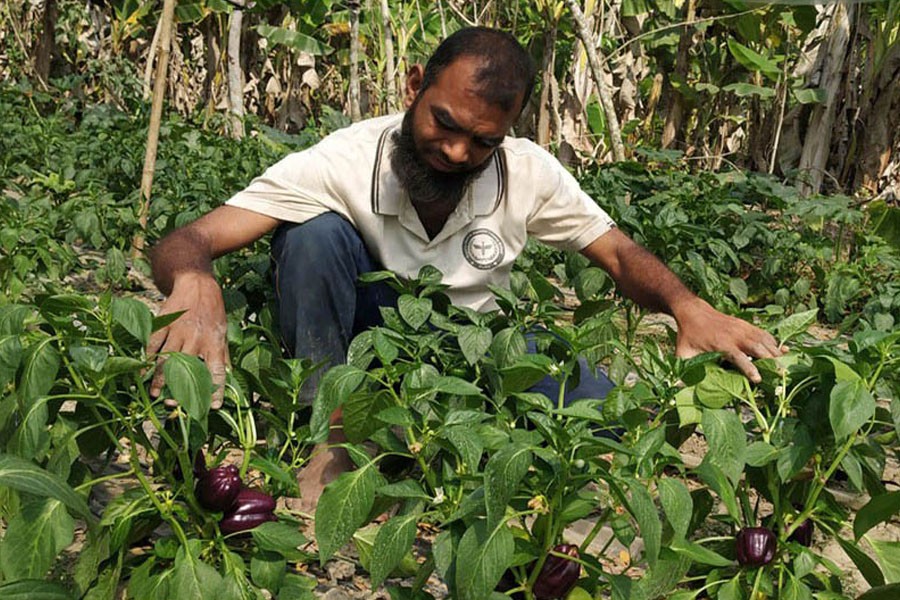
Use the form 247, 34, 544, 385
673, 297, 786, 383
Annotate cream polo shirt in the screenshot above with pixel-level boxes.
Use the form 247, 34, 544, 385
226, 113, 616, 311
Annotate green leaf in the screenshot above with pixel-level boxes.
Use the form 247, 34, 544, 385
695, 461, 740, 522
256, 24, 332, 55
777, 423, 815, 482
484, 444, 532, 529
670, 538, 732, 567
163, 352, 213, 423
455, 522, 514, 600
500, 354, 553, 393
432, 376, 482, 396
729, 277, 748, 304
250, 551, 285, 592
126, 559, 172, 600
459, 325, 493, 365
854, 492, 900, 540
70, 345, 108, 373
829, 379, 875, 441
628, 483, 661, 567
0, 499, 74, 582
0, 335, 22, 390
444, 426, 484, 474
793, 88, 827, 104
675, 387, 702, 427
837, 536, 884, 588
111, 297, 153, 345
20, 337, 60, 403
745, 441, 779, 467
372, 329, 399, 364
658, 478, 693, 540
73, 529, 110, 597
489, 328, 526, 369
344, 388, 392, 443
782, 572, 814, 600
775, 308, 819, 344
722, 82, 776, 99
715, 576, 742, 600
316, 458, 385, 562
727, 39, 781, 78
0, 454, 92, 520
310, 365, 366, 443
695, 365, 745, 409
378, 480, 430, 501
370, 510, 421, 587
0, 580, 73, 600
632, 554, 692, 600
868, 538, 900, 583
701, 409, 747, 485
858, 584, 900, 600
83, 562, 121, 600
251, 522, 309, 560
278, 573, 317, 600
397, 295, 432, 330
171, 543, 224, 600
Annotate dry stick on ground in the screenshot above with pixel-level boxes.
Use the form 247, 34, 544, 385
134, 0, 178, 255
565, 0, 625, 162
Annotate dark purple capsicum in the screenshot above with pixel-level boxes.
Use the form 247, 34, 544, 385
736, 527, 777, 566
219, 487, 277, 534
532, 544, 581, 600
195, 464, 241, 512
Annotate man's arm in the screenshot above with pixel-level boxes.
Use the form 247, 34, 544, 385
581, 228, 785, 382
148, 206, 281, 407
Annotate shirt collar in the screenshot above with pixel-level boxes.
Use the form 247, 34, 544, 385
370, 121, 507, 218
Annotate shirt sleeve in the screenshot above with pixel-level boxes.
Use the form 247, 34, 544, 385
524, 148, 616, 252
225, 133, 354, 224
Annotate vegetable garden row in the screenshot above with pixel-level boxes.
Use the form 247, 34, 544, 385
1, 83, 899, 599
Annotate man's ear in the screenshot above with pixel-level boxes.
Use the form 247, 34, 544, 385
404, 64, 424, 109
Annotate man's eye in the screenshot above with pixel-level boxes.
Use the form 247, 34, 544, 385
477, 138, 501, 149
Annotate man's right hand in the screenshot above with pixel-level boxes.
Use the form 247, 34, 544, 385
147, 272, 230, 409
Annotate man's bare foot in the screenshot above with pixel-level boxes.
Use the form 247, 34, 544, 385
292, 444, 355, 516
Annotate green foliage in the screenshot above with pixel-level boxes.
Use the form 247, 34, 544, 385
1, 83, 898, 599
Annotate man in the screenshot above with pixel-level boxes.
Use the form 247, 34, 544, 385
149, 28, 784, 512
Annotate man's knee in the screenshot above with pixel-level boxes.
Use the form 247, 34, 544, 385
273, 212, 364, 268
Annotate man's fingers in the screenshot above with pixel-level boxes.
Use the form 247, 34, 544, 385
147, 329, 167, 357
208, 360, 227, 410
150, 354, 168, 398
730, 351, 761, 384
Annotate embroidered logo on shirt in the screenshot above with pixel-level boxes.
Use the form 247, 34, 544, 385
462, 229, 504, 270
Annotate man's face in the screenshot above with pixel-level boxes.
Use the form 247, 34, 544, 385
407, 56, 521, 174
390, 56, 522, 207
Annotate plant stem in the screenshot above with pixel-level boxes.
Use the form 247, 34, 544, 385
74, 468, 136, 492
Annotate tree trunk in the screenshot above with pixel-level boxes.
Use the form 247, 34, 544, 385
227, 3, 245, 139
660, 0, 696, 150
798, 2, 854, 195
537, 23, 558, 147
565, 0, 625, 162
134, 0, 178, 254
33, 0, 58, 85
853, 40, 900, 193
348, 0, 362, 121
201, 14, 222, 113
380, 0, 397, 112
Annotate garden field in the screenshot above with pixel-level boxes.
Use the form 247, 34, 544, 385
2, 1, 900, 599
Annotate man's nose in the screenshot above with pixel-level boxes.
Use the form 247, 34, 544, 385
440, 136, 470, 168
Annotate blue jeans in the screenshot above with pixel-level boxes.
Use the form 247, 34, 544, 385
271, 212, 614, 404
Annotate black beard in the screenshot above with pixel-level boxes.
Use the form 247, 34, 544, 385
389, 108, 492, 207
